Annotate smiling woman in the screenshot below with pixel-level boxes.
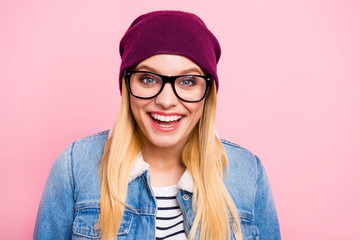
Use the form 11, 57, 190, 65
129, 55, 207, 150
34, 10, 281, 240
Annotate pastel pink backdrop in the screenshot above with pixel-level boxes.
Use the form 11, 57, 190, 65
1, 0, 359, 239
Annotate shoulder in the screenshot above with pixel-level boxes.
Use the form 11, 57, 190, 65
41, 129, 110, 201
221, 138, 261, 171
51, 130, 110, 183
61, 130, 110, 202
58, 130, 110, 172
221, 139, 280, 237
68, 129, 110, 174
71, 129, 110, 154
220, 138, 262, 194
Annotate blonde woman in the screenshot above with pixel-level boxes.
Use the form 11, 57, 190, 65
34, 10, 280, 240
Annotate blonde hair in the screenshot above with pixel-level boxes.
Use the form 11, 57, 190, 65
99, 80, 242, 240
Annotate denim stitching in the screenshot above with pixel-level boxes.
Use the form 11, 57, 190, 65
239, 212, 255, 221
74, 204, 155, 216
66, 142, 75, 199
79, 130, 110, 141
73, 232, 100, 239
75, 202, 100, 208
254, 155, 262, 194
221, 138, 244, 149
73, 211, 133, 237
73, 229, 100, 237
118, 213, 133, 235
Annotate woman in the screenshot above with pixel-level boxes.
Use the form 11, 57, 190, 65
34, 10, 280, 240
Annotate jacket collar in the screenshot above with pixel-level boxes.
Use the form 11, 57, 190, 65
108, 126, 194, 193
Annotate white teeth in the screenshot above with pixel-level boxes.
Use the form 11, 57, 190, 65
150, 113, 182, 122
157, 122, 177, 128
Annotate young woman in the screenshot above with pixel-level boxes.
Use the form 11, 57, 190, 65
34, 10, 281, 240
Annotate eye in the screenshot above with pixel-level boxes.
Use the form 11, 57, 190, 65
139, 74, 160, 85
142, 77, 155, 84
179, 77, 196, 86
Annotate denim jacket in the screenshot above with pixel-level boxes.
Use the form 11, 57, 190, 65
34, 130, 281, 240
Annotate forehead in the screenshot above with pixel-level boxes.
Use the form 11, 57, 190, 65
135, 54, 204, 75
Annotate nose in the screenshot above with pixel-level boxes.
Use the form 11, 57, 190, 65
154, 83, 179, 108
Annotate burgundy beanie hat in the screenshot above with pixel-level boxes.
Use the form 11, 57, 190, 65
118, 10, 221, 93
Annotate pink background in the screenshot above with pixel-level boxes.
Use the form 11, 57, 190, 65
1, 0, 359, 239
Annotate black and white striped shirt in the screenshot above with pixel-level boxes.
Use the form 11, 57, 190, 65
152, 185, 187, 240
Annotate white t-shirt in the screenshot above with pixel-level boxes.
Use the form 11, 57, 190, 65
152, 185, 188, 240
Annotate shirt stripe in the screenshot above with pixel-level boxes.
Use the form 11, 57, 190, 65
152, 185, 187, 240
156, 220, 184, 230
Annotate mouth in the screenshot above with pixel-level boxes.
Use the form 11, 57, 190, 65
148, 112, 183, 129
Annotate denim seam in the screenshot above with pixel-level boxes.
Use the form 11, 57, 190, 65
254, 155, 263, 194
72, 232, 100, 239
220, 139, 250, 151
74, 203, 154, 216
79, 130, 110, 141
75, 203, 100, 209
239, 212, 255, 221
120, 214, 133, 235
133, 210, 156, 215
67, 142, 75, 198
176, 194, 193, 231
221, 139, 241, 148
74, 221, 131, 236
73, 214, 132, 237
75, 205, 101, 211
73, 229, 100, 236
73, 228, 130, 237
73, 230, 129, 238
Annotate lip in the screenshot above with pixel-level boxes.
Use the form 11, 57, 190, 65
147, 111, 185, 132
148, 111, 185, 116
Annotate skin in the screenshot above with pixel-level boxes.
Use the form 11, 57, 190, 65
130, 54, 206, 187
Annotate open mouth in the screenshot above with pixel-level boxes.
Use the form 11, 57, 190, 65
149, 113, 183, 128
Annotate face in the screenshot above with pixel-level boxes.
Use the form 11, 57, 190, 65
129, 54, 206, 150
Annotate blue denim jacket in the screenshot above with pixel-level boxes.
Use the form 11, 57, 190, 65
34, 130, 280, 240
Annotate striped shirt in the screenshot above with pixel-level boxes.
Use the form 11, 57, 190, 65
152, 185, 187, 240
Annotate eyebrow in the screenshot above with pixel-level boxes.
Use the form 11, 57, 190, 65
135, 64, 204, 75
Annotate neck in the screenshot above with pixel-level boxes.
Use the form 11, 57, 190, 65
141, 141, 184, 169
141, 138, 187, 187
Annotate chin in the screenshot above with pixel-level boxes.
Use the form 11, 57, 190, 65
148, 136, 183, 149
153, 142, 177, 149
145, 130, 189, 148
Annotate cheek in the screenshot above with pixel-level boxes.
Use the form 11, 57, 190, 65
188, 102, 205, 122
130, 98, 146, 123
129, 99, 137, 120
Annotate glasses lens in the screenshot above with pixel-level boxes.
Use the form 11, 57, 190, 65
175, 76, 207, 101
129, 72, 163, 98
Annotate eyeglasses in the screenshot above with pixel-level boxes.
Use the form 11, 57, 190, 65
124, 70, 212, 102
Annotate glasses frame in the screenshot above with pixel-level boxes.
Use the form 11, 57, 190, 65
124, 70, 213, 102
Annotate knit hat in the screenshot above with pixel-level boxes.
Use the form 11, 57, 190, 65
118, 10, 221, 93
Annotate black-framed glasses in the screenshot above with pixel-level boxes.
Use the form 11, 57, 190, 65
124, 70, 213, 102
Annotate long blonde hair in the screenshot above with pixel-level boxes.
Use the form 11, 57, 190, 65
99, 79, 242, 239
